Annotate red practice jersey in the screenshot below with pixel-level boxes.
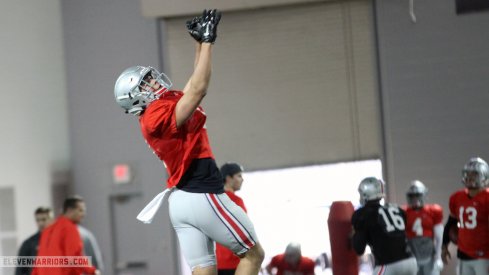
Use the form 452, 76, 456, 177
139, 91, 215, 188
216, 191, 247, 270
269, 254, 315, 275
404, 204, 443, 239
32, 216, 97, 275
449, 188, 489, 259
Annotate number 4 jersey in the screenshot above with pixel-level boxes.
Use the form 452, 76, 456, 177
449, 188, 489, 259
403, 204, 443, 264
351, 203, 412, 265
404, 204, 443, 239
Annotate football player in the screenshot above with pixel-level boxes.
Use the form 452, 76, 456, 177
113, 10, 265, 275
441, 157, 489, 275
266, 243, 315, 275
404, 180, 444, 275
351, 177, 417, 275
216, 163, 248, 275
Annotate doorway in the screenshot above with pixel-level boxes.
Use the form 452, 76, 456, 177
239, 159, 382, 274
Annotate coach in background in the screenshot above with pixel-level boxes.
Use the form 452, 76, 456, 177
32, 196, 100, 275
78, 225, 104, 272
15, 207, 53, 275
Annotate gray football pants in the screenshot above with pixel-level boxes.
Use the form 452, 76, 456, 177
373, 257, 418, 275
458, 259, 489, 275
168, 190, 258, 270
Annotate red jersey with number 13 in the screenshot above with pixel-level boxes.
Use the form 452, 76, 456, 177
449, 188, 489, 259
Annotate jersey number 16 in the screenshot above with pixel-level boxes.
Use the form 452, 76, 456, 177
379, 206, 405, 232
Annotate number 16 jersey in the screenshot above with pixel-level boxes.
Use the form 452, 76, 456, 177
352, 203, 412, 265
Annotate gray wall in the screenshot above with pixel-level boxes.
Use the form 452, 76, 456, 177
140, 0, 332, 17
375, 0, 489, 207
61, 0, 178, 274
1, 0, 68, 252
164, 1, 381, 171
374, 3, 489, 273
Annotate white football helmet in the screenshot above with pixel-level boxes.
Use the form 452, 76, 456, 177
462, 157, 489, 188
358, 177, 385, 206
406, 180, 427, 208
114, 66, 172, 116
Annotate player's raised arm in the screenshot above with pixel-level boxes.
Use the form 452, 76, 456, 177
176, 9, 221, 128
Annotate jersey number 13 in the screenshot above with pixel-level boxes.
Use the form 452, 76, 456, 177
458, 206, 477, 229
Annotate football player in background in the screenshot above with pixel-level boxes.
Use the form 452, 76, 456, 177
442, 157, 489, 275
266, 243, 315, 275
404, 180, 444, 275
216, 163, 248, 275
351, 177, 417, 275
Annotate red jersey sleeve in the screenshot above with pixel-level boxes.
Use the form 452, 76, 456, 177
64, 226, 97, 274
141, 99, 178, 136
449, 192, 458, 218
430, 204, 443, 225
303, 258, 315, 275
270, 255, 280, 268
448, 191, 463, 220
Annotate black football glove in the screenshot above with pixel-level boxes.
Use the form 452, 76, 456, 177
186, 16, 204, 42
200, 9, 222, 44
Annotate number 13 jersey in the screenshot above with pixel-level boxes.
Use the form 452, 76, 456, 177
449, 188, 489, 259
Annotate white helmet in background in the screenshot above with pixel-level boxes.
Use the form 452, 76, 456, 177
358, 177, 385, 206
114, 66, 172, 116
462, 157, 489, 189
406, 180, 427, 208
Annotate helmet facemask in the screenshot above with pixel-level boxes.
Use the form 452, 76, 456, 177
406, 180, 427, 209
139, 68, 173, 99
407, 193, 424, 208
114, 66, 172, 116
462, 157, 489, 189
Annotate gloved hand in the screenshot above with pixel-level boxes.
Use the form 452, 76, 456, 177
434, 258, 444, 271
200, 9, 221, 43
186, 16, 203, 42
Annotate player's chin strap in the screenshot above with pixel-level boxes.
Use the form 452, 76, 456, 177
137, 188, 174, 224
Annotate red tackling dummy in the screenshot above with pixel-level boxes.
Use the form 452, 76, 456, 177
328, 201, 358, 275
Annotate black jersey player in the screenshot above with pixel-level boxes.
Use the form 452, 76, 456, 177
351, 177, 418, 275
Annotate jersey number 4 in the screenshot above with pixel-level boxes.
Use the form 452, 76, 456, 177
379, 207, 405, 232
458, 206, 477, 229
411, 217, 423, 236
